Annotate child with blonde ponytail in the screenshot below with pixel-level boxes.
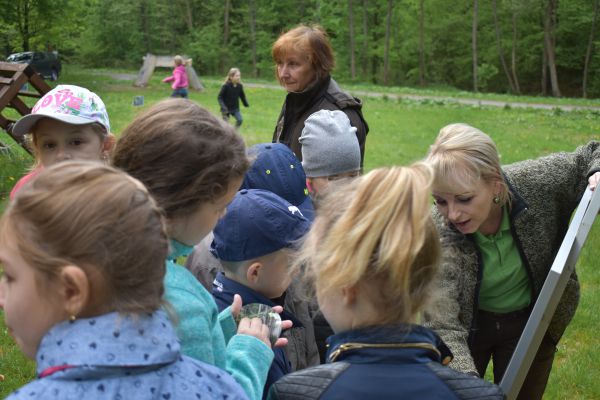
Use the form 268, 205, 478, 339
268, 164, 504, 400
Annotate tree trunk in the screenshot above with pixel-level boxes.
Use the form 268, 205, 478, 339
348, 0, 356, 79
383, 0, 392, 85
221, 0, 230, 74
223, 0, 230, 48
510, 2, 521, 93
248, 0, 258, 77
140, 0, 151, 53
541, 0, 548, 96
583, 0, 600, 98
472, 0, 478, 92
183, 0, 193, 33
361, 0, 369, 77
16, 0, 31, 51
541, 41, 548, 95
492, 0, 517, 93
419, 0, 425, 86
543, 0, 561, 97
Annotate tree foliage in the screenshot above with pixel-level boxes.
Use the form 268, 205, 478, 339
2, 0, 599, 97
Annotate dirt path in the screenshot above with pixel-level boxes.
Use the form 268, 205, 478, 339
103, 72, 600, 113
243, 82, 600, 113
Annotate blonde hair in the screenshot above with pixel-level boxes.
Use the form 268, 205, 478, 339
0, 161, 168, 314
173, 55, 191, 67
296, 163, 441, 325
225, 67, 241, 84
272, 24, 335, 82
425, 123, 509, 204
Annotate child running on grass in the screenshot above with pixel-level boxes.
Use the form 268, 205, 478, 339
218, 67, 249, 128
162, 55, 190, 98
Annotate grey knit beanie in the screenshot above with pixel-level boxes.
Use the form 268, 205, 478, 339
299, 110, 360, 178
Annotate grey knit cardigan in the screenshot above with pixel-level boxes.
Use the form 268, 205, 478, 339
425, 141, 600, 375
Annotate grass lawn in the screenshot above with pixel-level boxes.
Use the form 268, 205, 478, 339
1, 66, 599, 398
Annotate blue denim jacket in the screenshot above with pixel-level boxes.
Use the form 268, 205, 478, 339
6, 310, 248, 400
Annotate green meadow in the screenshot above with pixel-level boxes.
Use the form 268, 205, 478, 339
0, 67, 599, 398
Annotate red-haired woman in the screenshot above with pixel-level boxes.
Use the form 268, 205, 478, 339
271, 24, 368, 165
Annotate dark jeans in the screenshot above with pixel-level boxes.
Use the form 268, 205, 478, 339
470, 308, 556, 400
222, 109, 243, 127
171, 88, 188, 98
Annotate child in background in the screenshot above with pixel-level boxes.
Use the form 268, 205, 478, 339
299, 109, 361, 199
218, 68, 249, 128
0, 161, 248, 400
268, 165, 505, 400
210, 189, 311, 397
9, 85, 115, 199
162, 55, 189, 98
112, 98, 286, 400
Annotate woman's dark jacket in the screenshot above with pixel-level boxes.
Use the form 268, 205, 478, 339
272, 76, 368, 165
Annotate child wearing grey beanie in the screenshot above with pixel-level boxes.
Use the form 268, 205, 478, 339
299, 109, 361, 181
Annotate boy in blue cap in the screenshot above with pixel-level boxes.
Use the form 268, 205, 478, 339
210, 189, 311, 398
186, 144, 319, 373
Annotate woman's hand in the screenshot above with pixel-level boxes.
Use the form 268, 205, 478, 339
589, 171, 600, 191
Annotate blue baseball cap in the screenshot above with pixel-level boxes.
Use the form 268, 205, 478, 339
210, 189, 311, 262
242, 143, 314, 221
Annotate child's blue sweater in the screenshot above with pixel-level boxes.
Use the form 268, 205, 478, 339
7, 311, 249, 400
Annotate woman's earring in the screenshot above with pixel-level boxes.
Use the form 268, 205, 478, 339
69, 315, 77, 323
493, 195, 501, 204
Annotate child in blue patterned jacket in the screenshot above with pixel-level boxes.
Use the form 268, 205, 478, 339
0, 161, 248, 399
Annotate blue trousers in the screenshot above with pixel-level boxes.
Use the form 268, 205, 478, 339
171, 88, 188, 98
222, 109, 243, 127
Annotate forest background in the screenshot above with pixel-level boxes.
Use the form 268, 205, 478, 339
2, 0, 600, 398
2, 0, 600, 98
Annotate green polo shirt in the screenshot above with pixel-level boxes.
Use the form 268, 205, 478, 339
475, 208, 531, 313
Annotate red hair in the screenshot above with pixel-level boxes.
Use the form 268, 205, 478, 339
272, 24, 335, 80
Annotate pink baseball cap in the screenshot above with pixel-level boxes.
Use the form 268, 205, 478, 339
12, 84, 110, 136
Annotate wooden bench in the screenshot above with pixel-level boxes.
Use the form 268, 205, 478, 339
0, 62, 51, 154
135, 53, 204, 91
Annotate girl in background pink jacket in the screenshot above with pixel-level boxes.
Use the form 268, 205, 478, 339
163, 55, 189, 98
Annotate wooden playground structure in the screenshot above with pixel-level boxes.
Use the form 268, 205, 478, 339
135, 53, 204, 90
0, 62, 50, 154
0, 54, 203, 153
